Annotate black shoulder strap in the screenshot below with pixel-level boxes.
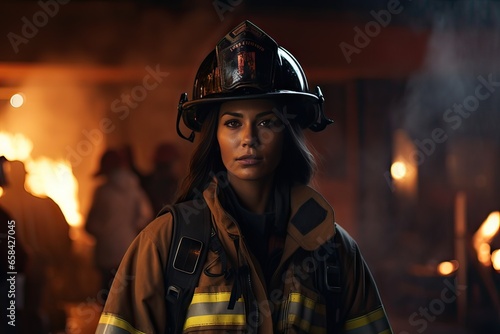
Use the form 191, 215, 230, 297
315, 227, 342, 333
159, 201, 212, 334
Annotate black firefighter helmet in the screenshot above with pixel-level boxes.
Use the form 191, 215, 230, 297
176, 20, 333, 142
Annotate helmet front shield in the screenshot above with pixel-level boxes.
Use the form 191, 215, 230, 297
177, 20, 333, 141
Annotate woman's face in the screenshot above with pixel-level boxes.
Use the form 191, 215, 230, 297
217, 99, 284, 185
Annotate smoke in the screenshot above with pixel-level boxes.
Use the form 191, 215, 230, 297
396, 1, 500, 148
381, 1, 500, 326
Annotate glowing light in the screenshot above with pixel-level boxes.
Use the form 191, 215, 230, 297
477, 243, 491, 266
0, 187, 3, 198
473, 212, 500, 266
492, 250, 500, 271
478, 212, 500, 240
438, 262, 453, 276
391, 161, 407, 180
0, 132, 33, 161
437, 260, 459, 276
10, 93, 24, 108
0, 132, 82, 227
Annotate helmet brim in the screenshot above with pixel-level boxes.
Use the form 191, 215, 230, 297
180, 91, 322, 132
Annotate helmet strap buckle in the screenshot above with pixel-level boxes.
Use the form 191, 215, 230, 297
177, 93, 196, 142
309, 86, 334, 132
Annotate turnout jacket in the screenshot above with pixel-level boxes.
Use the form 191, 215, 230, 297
97, 181, 392, 334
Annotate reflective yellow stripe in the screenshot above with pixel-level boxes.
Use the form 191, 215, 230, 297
284, 292, 327, 333
98, 313, 146, 334
184, 314, 246, 329
183, 292, 246, 330
288, 313, 311, 332
344, 307, 387, 331
190, 292, 243, 304
289, 292, 326, 315
290, 292, 315, 309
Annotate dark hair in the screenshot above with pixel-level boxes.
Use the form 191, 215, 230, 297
175, 109, 223, 203
277, 116, 316, 185
175, 104, 316, 203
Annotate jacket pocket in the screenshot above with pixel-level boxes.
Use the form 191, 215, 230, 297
183, 285, 247, 333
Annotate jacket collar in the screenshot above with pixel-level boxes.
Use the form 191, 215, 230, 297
203, 179, 336, 252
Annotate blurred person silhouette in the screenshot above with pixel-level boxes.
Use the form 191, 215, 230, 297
85, 149, 153, 302
121, 144, 146, 185
1, 156, 29, 334
1, 206, 28, 334
0, 160, 72, 334
142, 142, 181, 214
0, 155, 7, 186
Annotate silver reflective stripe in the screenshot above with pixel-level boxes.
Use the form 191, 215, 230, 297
280, 292, 327, 333
186, 300, 246, 317
183, 292, 246, 330
287, 295, 315, 331
96, 323, 131, 334
344, 307, 391, 334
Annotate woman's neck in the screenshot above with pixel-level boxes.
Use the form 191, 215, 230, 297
227, 175, 274, 214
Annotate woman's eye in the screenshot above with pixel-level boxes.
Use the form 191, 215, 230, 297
224, 120, 240, 128
260, 120, 270, 127
259, 119, 279, 128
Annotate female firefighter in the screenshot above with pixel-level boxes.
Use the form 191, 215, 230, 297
96, 20, 392, 334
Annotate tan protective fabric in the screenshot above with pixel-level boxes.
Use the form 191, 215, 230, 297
97, 181, 392, 334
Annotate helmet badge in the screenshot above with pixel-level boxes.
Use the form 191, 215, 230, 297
237, 51, 256, 81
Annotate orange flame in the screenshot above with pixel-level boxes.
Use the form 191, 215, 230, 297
0, 132, 33, 161
492, 249, 500, 272
0, 132, 82, 226
473, 211, 500, 266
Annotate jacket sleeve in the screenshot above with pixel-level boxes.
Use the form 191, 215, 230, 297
95, 214, 173, 334
336, 224, 393, 334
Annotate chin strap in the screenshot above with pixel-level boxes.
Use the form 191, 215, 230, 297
309, 86, 334, 132
177, 93, 195, 142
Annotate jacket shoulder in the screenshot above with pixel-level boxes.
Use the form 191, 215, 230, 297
288, 184, 336, 251
333, 223, 359, 255
140, 212, 174, 253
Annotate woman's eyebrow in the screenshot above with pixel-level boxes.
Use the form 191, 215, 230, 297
220, 111, 243, 118
255, 110, 275, 118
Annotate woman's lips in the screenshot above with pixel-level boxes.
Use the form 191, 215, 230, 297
236, 155, 262, 166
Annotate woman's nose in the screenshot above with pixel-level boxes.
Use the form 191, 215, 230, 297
241, 124, 258, 148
